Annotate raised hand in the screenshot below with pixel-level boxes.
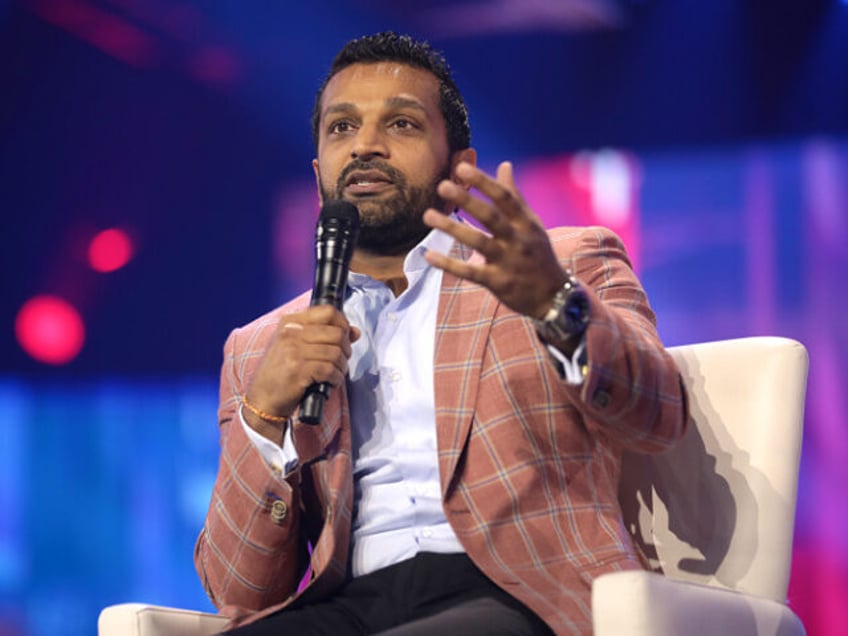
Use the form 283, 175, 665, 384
423, 161, 568, 319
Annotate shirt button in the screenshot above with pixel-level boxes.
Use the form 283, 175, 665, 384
390, 370, 402, 382
270, 499, 288, 524
422, 528, 433, 538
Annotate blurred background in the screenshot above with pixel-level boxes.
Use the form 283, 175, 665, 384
1, 0, 847, 634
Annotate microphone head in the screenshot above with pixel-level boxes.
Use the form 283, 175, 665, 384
319, 200, 360, 229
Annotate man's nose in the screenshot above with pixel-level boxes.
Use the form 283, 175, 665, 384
350, 124, 388, 160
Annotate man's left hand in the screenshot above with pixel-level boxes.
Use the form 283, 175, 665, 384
423, 161, 568, 319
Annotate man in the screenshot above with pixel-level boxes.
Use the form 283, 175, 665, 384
195, 32, 688, 636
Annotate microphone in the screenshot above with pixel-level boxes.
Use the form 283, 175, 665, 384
299, 200, 360, 425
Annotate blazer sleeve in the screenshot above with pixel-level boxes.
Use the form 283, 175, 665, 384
193, 323, 308, 618
554, 226, 688, 453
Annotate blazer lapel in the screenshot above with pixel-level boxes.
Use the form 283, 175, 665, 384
433, 241, 498, 497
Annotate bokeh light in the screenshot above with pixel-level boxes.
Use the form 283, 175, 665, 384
88, 228, 134, 273
14, 295, 86, 365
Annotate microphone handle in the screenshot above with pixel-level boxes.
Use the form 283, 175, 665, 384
298, 206, 358, 425
300, 381, 330, 425
299, 255, 351, 425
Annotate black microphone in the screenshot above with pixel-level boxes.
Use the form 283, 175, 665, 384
299, 200, 360, 425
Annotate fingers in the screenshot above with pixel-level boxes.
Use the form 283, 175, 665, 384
245, 306, 355, 422
286, 304, 351, 329
424, 161, 525, 263
425, 160, 567, 318
437, 179, 515, 239
280, 305, 353, 358
495, 161, 515, 189
279, 306, 353, 373
422, 209, 502, 260
435, 161, 543, 242
423, 249, 496, 289
455, 161, 517, 210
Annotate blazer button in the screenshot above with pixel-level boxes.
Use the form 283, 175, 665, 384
591, 389, 612, 409
270, 499, 288, 524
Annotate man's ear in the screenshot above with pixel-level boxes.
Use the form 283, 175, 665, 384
312, 159, 324, 206
450, 148, 477, 187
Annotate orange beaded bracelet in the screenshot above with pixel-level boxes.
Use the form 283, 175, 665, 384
241, 395, 288, 424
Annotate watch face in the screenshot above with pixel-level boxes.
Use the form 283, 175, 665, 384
533, 277, 590, 343
563, 288, 590, 333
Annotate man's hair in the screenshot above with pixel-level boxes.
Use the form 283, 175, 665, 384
311, 32, 471, 153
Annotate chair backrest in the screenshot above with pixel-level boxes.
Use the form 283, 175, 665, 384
618, 337, 808, 603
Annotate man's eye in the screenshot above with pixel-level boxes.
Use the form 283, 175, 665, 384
391, 118, 417, 130
329, 121, 353, 134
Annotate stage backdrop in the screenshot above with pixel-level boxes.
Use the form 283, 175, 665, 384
3, 2, 848, 634
1, 138, 846, 636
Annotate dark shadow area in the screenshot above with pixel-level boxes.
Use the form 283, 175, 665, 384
619, 353, 749, 583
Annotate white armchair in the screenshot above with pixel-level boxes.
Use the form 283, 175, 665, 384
98, 604, 228, 636
593, 336, 808, 635
99, 337, 808, 635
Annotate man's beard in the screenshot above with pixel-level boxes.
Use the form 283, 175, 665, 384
320, 159, 452, 257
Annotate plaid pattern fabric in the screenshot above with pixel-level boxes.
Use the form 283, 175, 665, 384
195, 226, 688, 634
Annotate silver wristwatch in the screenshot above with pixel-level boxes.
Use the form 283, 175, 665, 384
532, 272, 590, 344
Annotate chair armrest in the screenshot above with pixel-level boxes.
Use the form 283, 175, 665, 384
591, 571, 805, 636
98, 603, 230, 636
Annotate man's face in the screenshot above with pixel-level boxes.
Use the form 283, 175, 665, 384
313, 62, 457, 255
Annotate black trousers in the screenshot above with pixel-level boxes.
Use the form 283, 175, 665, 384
222, 552, 554, 636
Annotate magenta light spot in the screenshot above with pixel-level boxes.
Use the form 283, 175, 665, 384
15, 295, 86, 365
88, 228, 134, 273
27, 0, 160, 68
188, 45, 240, 87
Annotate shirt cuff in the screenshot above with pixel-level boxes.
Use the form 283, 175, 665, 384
239, 404, 299, 475
546, 335, 587, 385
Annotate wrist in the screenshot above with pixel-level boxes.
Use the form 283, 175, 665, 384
533, 269, 571, 320
241, 394, 288, 445
532, 271, 590, 346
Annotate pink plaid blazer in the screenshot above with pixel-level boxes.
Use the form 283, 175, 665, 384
195, 226, 688, 635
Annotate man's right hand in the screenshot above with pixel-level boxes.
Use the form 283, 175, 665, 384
243, 305, 359, 444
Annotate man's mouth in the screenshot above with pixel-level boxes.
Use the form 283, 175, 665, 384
343, 170, 395, 196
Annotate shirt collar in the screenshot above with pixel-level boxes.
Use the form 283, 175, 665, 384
348, 213, 458, 288
403, 213, 457, 275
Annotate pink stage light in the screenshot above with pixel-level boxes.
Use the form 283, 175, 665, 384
88, 228, 133, 273
27, 0, 160, 68
15, 295, 86, 365
518, 150, 642, 272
